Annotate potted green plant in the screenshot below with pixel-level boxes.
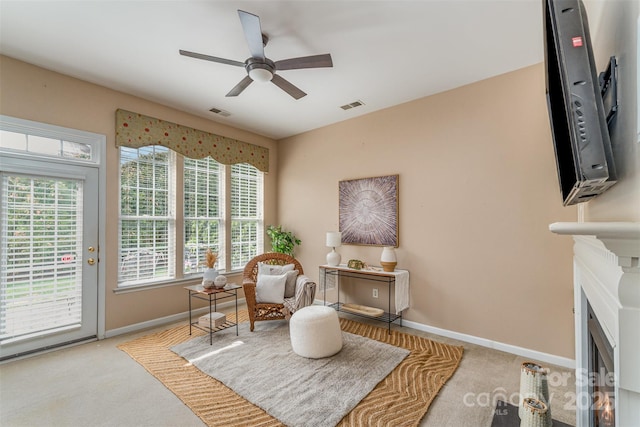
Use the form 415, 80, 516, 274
266, 225, 301, 256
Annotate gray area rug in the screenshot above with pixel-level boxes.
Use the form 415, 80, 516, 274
171, 320, 409, 427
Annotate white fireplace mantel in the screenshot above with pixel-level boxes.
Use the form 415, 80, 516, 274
550, 222, 640, 427
550, 222, 640, 263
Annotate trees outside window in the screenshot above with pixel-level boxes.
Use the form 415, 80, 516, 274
119, 147, 263, 287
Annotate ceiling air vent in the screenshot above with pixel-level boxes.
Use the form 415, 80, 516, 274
340, 100, 365, 111
209, 107, 231, 117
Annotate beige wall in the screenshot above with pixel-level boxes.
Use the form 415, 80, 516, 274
582, 0, 640, 221
0, 54, 583, 358
1, 2, 634, 361
0, 55, 278, 330
278, 64, 578, 358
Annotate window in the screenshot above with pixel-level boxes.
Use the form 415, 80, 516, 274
118, 148, 263, 287
0, 120, 98, 164
119, 146, 175, 285
184, 157, 223, 274
231, 163, 263, 270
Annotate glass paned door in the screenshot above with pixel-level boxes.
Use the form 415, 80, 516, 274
0, 157, 98, 359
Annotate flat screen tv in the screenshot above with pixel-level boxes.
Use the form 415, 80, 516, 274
543, 0, 617, 206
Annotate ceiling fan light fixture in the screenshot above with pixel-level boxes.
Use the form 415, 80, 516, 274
181, 10, 331, 98
248, 67, 273, 83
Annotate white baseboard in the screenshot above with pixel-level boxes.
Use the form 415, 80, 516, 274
108, 298, 575, 370
104, 298, 245, 338
314, 300, 575, 370
400, 318, 575, 370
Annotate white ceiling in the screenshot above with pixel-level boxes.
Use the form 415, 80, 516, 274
0, 0, 545, 140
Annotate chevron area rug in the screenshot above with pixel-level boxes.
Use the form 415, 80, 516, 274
118, 310, 463, 427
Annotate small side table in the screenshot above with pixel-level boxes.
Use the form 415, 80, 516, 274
185, 284, 240, 345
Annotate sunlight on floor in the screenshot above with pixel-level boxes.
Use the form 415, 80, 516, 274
184, 340, 245, 366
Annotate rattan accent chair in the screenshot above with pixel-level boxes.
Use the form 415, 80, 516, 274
242, 252, 316, 331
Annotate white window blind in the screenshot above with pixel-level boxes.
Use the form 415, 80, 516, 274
184, 157, 224, 273
0, 174, 83, 340
230, 163, 263, 270
119, 146, 175, 285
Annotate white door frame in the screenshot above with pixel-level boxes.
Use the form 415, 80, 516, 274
0, 115, 106, 350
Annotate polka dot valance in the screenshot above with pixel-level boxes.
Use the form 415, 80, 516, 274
115, 109, 269, 172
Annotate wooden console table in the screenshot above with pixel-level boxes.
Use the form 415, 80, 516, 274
319, 265, 409, 333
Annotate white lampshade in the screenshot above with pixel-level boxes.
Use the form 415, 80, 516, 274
249, 68, 273, 83
326, 231, 342, 248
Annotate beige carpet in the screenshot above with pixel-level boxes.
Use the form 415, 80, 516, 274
118, 310, 463, 427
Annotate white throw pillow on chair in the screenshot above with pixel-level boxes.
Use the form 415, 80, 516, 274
257, 262, 295, 277
257, 262, 298, 299
256, 273, 287, 304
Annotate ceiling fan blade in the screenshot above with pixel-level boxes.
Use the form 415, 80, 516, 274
226, 76, 253, 97
238, 10, 265, 60
179, 50, 245, 67
271, 74, 306, 100
275, 54, 333, 71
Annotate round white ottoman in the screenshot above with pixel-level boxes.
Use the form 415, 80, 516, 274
290, 305, 343, 358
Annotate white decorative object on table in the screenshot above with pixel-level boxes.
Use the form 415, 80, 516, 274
202, 268, 218, 289
214, 274, 227, 288
326, 231, 342, 266
199, 312, 226, 328
380, 246, 397, 272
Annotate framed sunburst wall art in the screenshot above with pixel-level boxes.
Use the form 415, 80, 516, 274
339, 175, 398, 246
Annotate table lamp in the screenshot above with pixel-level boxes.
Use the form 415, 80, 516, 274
326, 231, 342, 266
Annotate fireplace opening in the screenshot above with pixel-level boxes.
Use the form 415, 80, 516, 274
587, 303, 615, 427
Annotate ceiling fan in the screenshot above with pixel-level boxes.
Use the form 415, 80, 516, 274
179, 10, 333, 100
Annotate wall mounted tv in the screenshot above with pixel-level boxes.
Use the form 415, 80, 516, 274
543, 0, 617, 206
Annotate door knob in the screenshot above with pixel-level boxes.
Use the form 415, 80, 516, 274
87, 258, 96, 265
88, 246, 95, 253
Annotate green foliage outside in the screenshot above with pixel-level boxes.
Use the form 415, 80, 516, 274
120, 148, 261, 277
266, 225, 301, 256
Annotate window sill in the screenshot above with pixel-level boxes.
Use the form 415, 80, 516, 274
114, 269, 243, 294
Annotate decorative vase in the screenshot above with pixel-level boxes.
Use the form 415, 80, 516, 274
520, 398, 551, 427
380, 247, 397, 272
519, 362, 550, 421
202, 268, 218, 289
214, 274, 227, 288
326, 231, 342, 266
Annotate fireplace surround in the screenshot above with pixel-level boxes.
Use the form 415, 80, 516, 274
550, 222, 640, 427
